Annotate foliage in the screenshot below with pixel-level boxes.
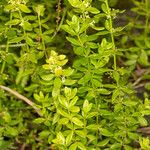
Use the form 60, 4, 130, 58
0, 0, 150, 149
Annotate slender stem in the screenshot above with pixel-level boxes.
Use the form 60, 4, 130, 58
0, 85, 42, 116
105, 0, 117, 70
51, 8, 67, 39
38, 14, 47, 58
0, 12, 12, 74
18, 10, 29, 52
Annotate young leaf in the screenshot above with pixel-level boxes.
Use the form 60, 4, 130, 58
19, 4, 31, 13
71, 117, 84, 127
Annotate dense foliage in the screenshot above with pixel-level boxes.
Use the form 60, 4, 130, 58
0, 0, 150, 149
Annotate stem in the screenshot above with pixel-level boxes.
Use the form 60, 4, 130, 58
0, 85, 42, 116
18, 10, 29, 52
105, 0, 117, 70
51, 8, 67, 39
38, 14, 47, 58
145, 0, 149, 34
0, 12, 13, 74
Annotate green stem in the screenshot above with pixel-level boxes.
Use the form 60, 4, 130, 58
18, 10, 29, 52
105, 0, 117, 70
38, 14, 47, 58
0, 12, 13, 74
145, 0, 149, 34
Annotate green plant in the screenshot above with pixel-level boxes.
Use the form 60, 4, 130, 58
0, 0, 150, 149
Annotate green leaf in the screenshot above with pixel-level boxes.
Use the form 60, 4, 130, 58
69, 106, 80, 113
138, 50, 150, 66
97, 88, 111, 95
71, 117, 84, 127
101, 3, 108, 14
75, 130, 87, 138
105, 20, 110, 31
19, 4, 31, 13
66, 131, 73, 146
58, 118, 69, 125
57, 108, 71, 118
61, 25, 76, 36
78, 74, 91, 84
4, 4, 15, 11
100, 128, 113, 137
68, 0, 81, 8
52, 77, 62, 98
138, 116, 148, 126
5, 127, 18, 136
40, 74, 54, 81
77, 142, 86, 150
86, 124, 99, 130
39, 130, 50, 138
5, 19, 20, 26
87, 7, 100, 14
69, 143, 77, 150
97, 139, 110, 147
145, 83, 150, 90
83, 99, 92, 113
33, 118, 45, 124
26, 36, 34, 46
127, 132, 139, 140
63, 68, 74, 76
63, 79, 76, 85
22, 21, 32, 31
9, 36, 24, 44
66, 37, 80, 46
113, 70, 120, 83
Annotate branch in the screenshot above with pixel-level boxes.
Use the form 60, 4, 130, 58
0, 85, 42, 116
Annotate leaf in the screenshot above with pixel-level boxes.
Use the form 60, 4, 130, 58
66, 37, 80, 46
71, 117, 84, 127
97, 88, 111, 95
138, 116, 148, 126
40, 74, 54, 81
105, 20, 110, 31
100, 128, 113, 137
63, 79, 76, 85
19, 4, 31, 13
86, 124, 99, 130
66, 131, 73, 146
57, 108, 71, 118
83, 99, 92, 113
127, 132, 139, 140
69, 143, 77, 150
22, 21, 32, 31
87, 7, 100, 14
58, 118, 69, 125
5, 19, 20, 26
5, 127, 18, 136
97, 139, 109, 147
78, 74, 91, 84
69, 106, 80, 113
77, 142, 86, 150
75, 130, 87, 138
101, 3, 108, 14
63, 68, 74, 76
33, 118, 45, 124
113, 70, 120, 83
61, 25, 76, 36
138, 50, 150, 66
39, 130, 50, 138
68, 0, 81, 8
9, 36, 24, 44
69, 96, 78, 107
145, 83, 150, 90
26, 37, 34, 46
52, 77, 62, 98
